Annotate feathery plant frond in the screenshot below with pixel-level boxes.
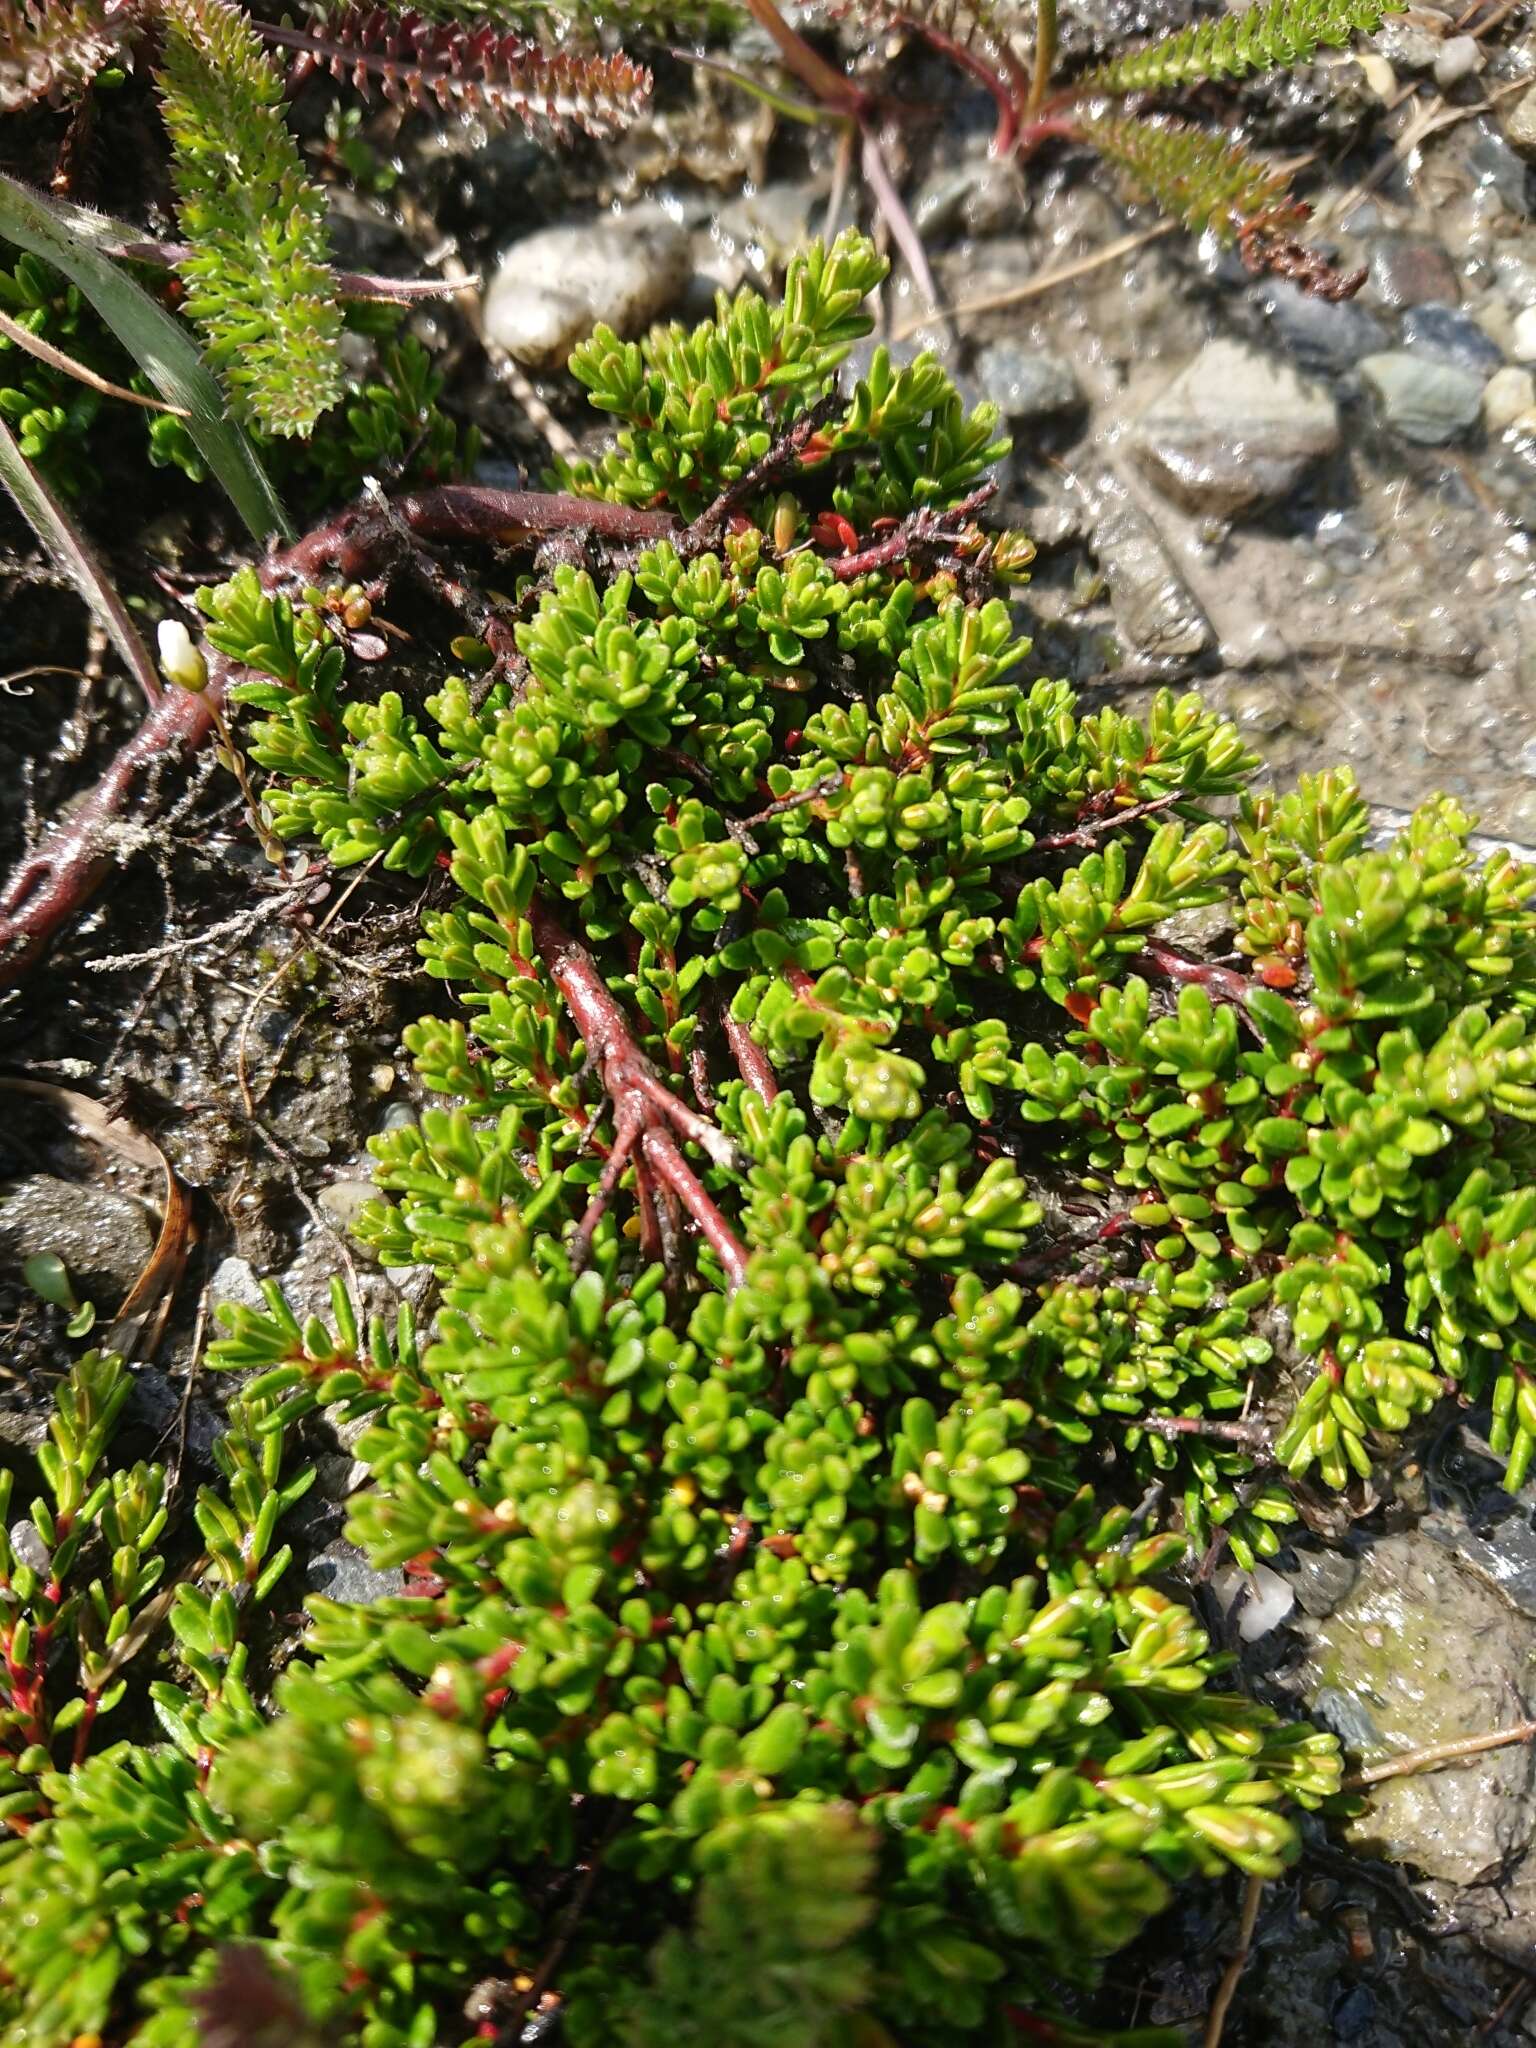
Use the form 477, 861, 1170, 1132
1076, 111, 1366, 297
0, 0, 136, 113
157, 0, 343, 436
273, 5, 653, 137
1077, 0, 1390, 99
1074, 111, 1302, 242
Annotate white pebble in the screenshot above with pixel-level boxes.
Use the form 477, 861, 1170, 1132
1238, 1564, 1297, 1642
482, 209, 692, 371
1433, 34, 1483, 89
1512, 306, 1536, 364
1484, 364, 1536, 433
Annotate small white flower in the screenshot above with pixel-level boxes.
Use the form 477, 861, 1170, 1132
157, 617, 208, 694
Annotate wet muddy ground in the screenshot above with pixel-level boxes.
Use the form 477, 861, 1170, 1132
3, 5, 1536, 2040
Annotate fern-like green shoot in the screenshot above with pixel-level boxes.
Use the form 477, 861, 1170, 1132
158, 0, 344, 436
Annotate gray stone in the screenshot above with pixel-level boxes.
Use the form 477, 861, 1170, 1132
0, 1174, 153, 1311
1505, 83, 1536, 161
1469, 130, 1534, 217
1422, 1505, 1536, 1620
307, 1537, 404, 1607
209, 1253, 267, 1313
1298, 1530, 1536, 1886
1400, 303, 1503, 377
912, 158, 1021, 239
1129, 337, 1340, 519
483, 208, 692, 370
974, 341, 1081, 422
712, 181, 821, 269
1360, 350, 1487, 443
1372, 18, 1442, 71
1496, 250, 1536, 312
1087, 477, 1214, 660
1432, 32, 1482, 88
1258, 277, 1388, 371
1285, 1544, 1359, 1618
1369, 234, 1461, 309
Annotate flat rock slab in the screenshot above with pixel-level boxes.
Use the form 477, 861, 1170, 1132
1299, 1528, 1536, 1888
1129, 337, 1340, 519
483, 209, 692, 370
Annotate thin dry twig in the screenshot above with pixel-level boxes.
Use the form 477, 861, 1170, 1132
0, 307, 189, 414
894, 221, 1175, 338
1203, 1873, 1264, 2048
1315, 78, 1530, 228
1341, 1718, 1536, 1791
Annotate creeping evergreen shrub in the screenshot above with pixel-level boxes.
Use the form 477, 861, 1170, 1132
6, 232, 1536, 2046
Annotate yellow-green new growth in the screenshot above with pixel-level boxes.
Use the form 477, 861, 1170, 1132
157, 0, 343, 435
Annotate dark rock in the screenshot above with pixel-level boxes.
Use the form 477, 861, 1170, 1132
1369, 235, 1461, 309
1400, 303, 1504, 377
1257, 278, 1389, 371
1286, 1544, 1359, 1618
1129, 337, 1340, 518
1330, 1985, 1376, 2040
0, 1173, 154, 1312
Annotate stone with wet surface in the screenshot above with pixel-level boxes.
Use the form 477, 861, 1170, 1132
1129, 337, 1341, 520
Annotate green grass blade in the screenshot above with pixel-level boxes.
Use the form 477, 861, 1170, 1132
0, 174, 291, 542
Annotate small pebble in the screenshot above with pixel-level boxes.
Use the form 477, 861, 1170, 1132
1237, 1563, 1296, 1642
482, 208, 692, 370
1356, 51, 1396, 99
318, 1178, 380, 1230
1485, 364, 1536, 433
1400, 303, 1503, 377
1359, 350, 1486, 444
1432, 34, 1482, 89
1512, 306, 1536, 363
1130, 336, 1340, 518
1372, 18, 1441, 71
975, 340, 1081, 422
1505, 82, 1536, 161
1369, 235, 1460, 309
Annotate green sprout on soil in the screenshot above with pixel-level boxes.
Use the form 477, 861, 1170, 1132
2, 230, 1534, 2047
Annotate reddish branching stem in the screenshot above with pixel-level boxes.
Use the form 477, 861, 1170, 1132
723, 1010, 780, 1102
0, 486, 677, 982
1031, 789, 1184, 853
530, 902, 750, 1289
828, 483, 998, 583
1131, 940, 1257, 1011
277, 484, 680, 589
1133, 1412, 1274, 1450
0, 678, 222, 981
